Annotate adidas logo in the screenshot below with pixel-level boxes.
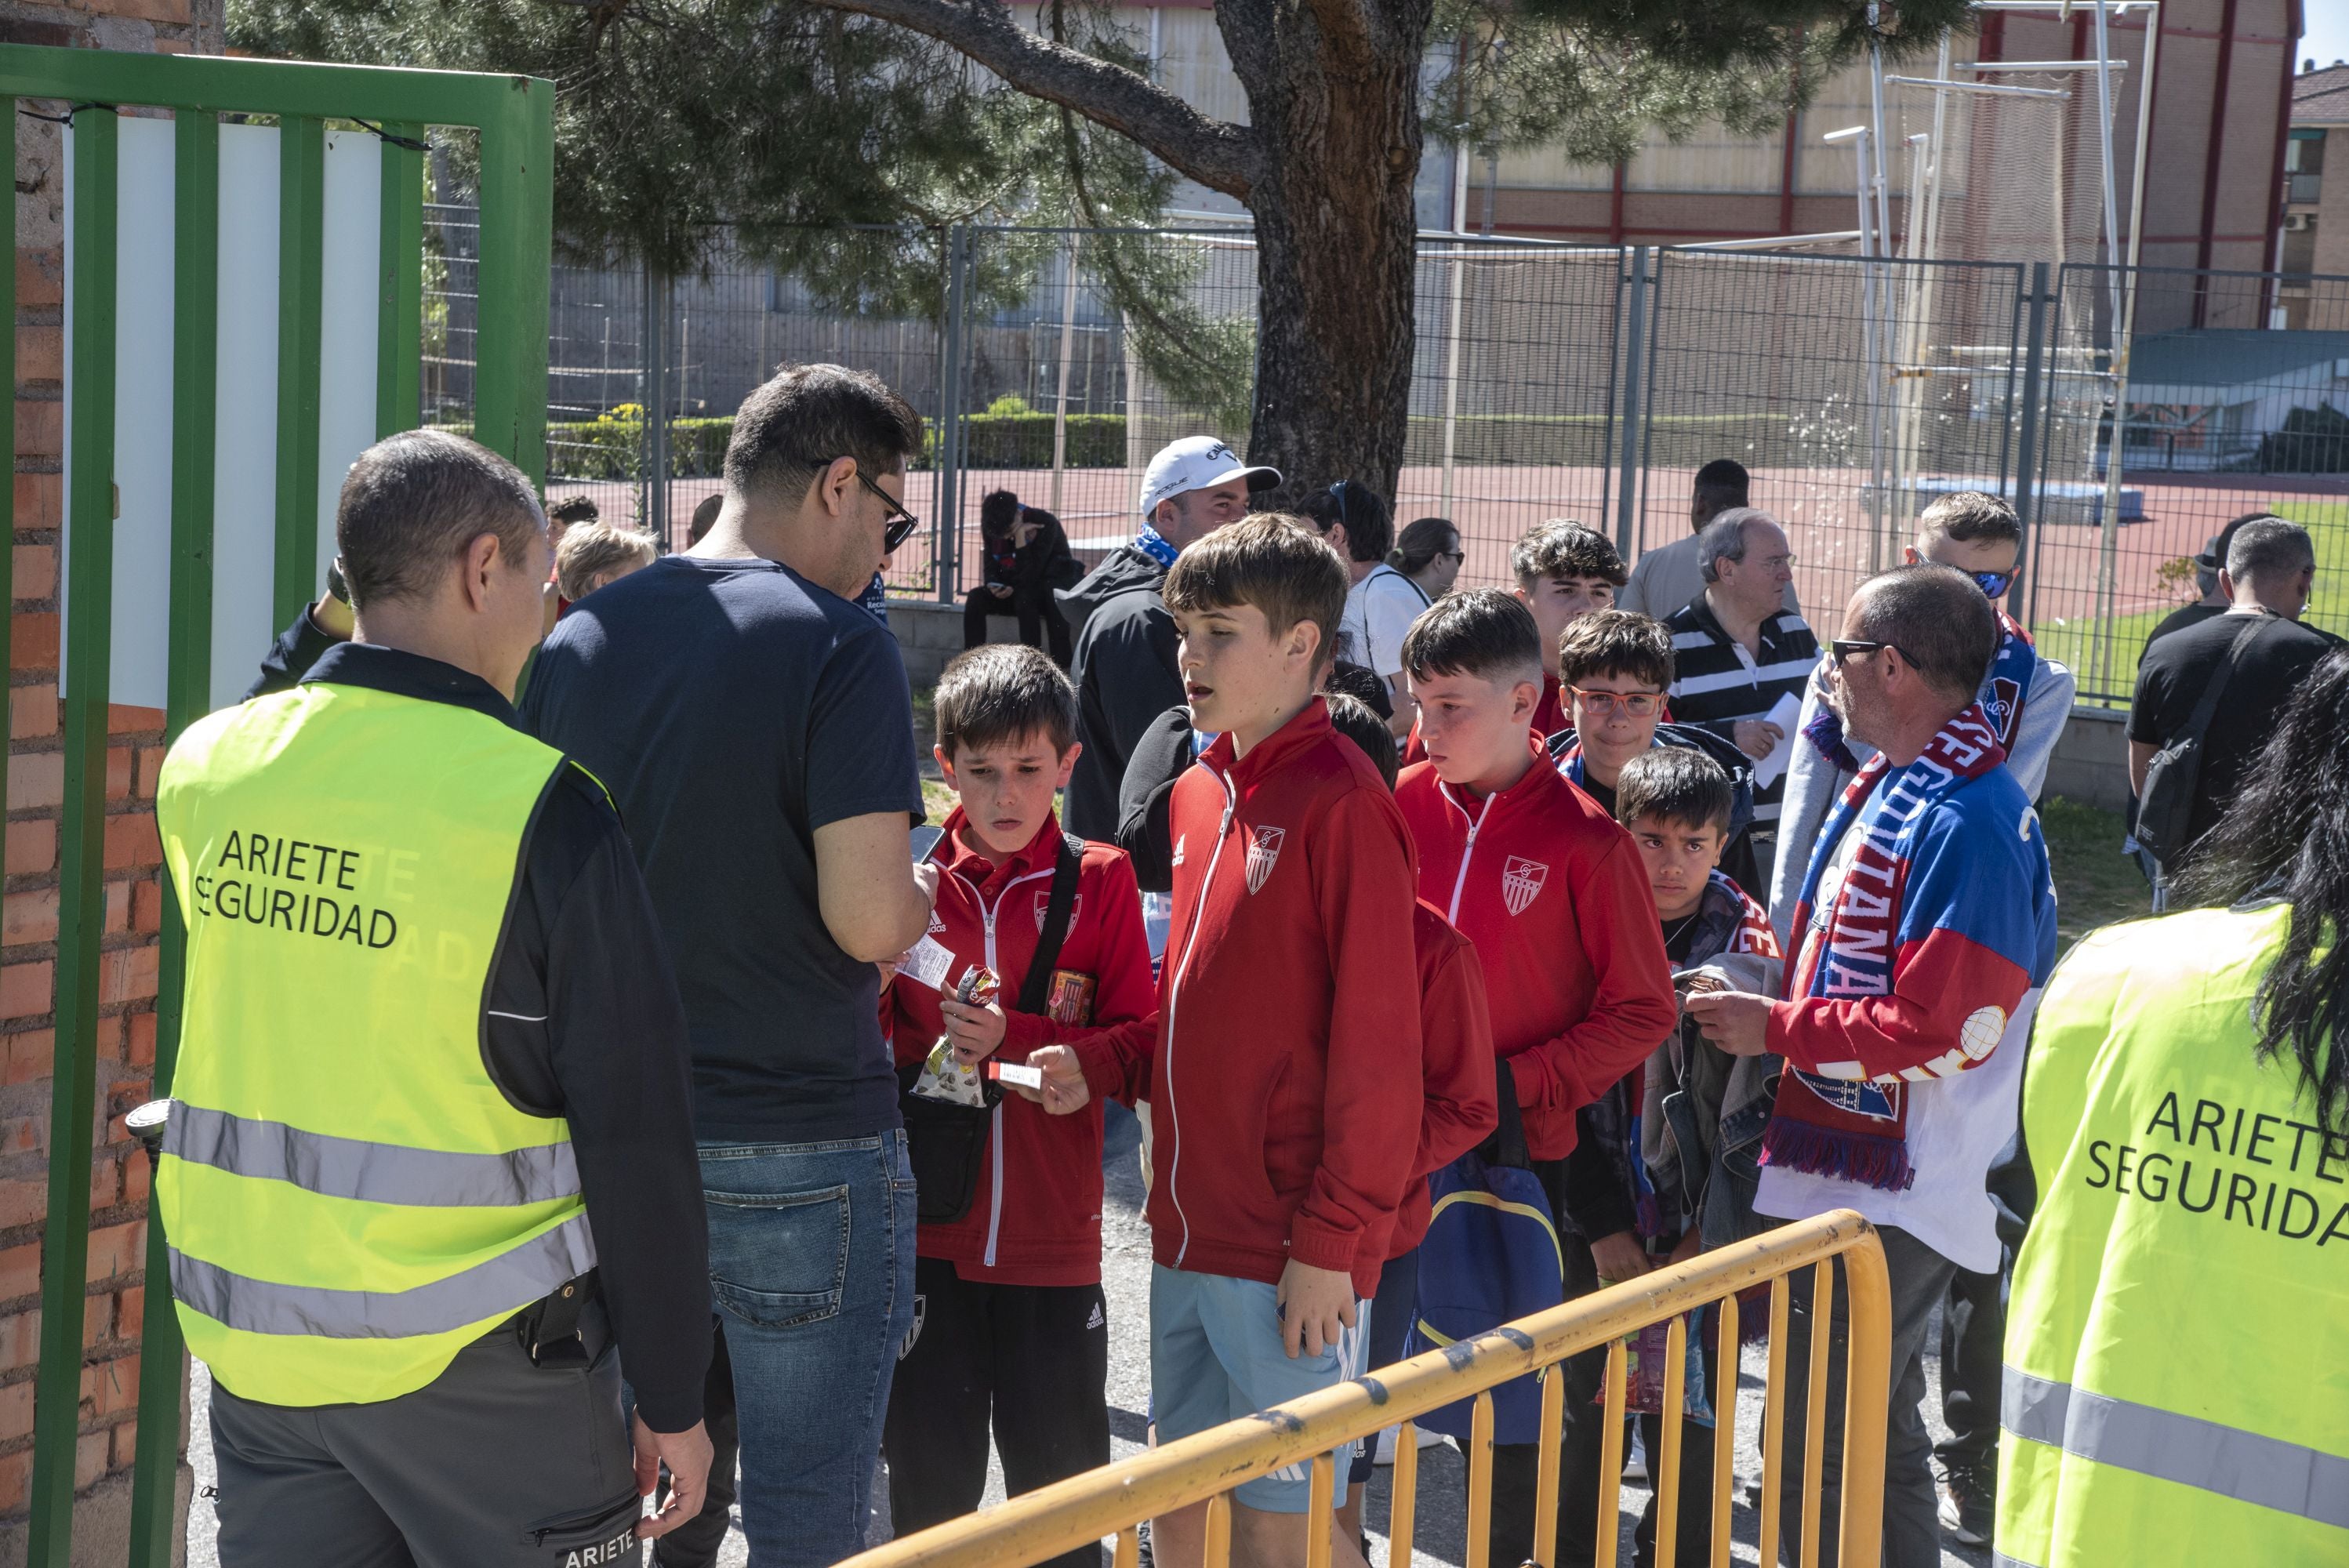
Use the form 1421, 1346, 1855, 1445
1084, 1301, 1105, 1331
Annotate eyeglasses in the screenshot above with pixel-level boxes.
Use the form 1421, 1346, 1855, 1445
1829, 638, 1919, 668
1570, 687, 1665, 717
855, 467, 922, 553
1439, 550, 1466, 564
1971, 568, 2016, 601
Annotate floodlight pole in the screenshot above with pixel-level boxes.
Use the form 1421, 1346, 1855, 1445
2092, 2, 2162, 695
1828, 125, 1890, 572
1050, 230, 1081, 516
1441, 140, 1471, 514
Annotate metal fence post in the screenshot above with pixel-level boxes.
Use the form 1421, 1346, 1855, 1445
2013, 261, 2052, 630
644, 261, 670, 539
1613, 245, 1650, 561
935, 223, 970, 603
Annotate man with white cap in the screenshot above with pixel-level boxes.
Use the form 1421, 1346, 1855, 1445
1060, 436, 1279, 838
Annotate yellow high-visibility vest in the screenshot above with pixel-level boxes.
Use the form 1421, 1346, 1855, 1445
154, 680, 595, 1407
1999, 902, 2349, 1566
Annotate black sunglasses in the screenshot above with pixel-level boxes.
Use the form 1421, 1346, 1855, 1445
855, 468, 921, 553
1829, 638, 1919, 669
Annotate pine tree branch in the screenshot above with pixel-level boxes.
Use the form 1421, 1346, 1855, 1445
793, 0, 1262, 199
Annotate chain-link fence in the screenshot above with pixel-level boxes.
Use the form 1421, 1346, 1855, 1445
414, 216, 2349, 706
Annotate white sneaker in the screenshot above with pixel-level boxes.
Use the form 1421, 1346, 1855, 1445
1416, 1425, 1446, 1450
1374, 1428, 1398, 1466
1623, 1427, 1649, 1484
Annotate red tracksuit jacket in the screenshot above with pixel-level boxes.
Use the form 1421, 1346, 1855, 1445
1076, 699, 1424, 1298
1392, 900, 1500, 1256
889, 810, 1156, 1286
1395, 739, 1678, 1161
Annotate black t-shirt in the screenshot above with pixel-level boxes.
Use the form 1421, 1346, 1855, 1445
2127, 610, 2335, 852
521, 555, 925, 1143
2142, 601, 2227, 655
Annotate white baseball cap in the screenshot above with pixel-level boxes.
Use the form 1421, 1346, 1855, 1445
1138, 436, 1281, 521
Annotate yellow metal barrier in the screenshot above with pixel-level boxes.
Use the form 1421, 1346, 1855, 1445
847, 1209, 1892, 1568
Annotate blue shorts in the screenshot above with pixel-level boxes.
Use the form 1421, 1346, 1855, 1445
1149, 1265, 1363, 1514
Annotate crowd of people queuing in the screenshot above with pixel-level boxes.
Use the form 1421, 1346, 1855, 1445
171, 358, 2347, 1568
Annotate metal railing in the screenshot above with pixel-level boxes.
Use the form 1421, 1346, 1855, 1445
839, 1210, 1892, 1568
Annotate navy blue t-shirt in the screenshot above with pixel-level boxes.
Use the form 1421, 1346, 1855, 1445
521, 555, 924, 1142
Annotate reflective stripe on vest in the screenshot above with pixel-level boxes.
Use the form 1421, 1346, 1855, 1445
155, 681, 592, 1408
2003, 1366, 2349, 1531
169, 1213, 596, 1339
165, 1104, 583, 1209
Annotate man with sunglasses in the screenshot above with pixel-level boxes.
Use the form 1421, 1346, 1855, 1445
523, 364, 940, 1568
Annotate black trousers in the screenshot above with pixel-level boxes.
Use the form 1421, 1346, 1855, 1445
210, 1303, 641, 1568
882, 1257, 1111, 1568
1934, 1263, 2004, 1476
964, 586, 1073, 667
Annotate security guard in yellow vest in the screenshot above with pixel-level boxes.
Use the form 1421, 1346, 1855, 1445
154, 430, 713, 1566
2000, 647, 2349, 1567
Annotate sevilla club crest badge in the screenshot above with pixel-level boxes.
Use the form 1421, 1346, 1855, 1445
1245, 826, 1286, 894
1501, 856, 1548, 916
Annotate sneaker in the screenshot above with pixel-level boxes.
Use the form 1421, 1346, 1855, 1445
1416, 1425, 1446, 1450
1623, 1426, 1648, 1484
1374, 1427, 1397, 1466
1937, 1464, 1994, 1546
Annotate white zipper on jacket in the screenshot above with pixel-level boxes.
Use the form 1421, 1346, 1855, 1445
1440, 782, 1496, 924
953, 862, 1055, 1271
1161, 768, 1238, 1268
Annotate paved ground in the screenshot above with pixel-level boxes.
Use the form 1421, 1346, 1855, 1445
183, 1103, 1991, 1567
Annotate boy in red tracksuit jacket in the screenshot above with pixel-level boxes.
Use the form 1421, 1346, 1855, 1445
1319, 691, 1500, 1544
1392, 590, 1678, 1568
879, 645, 1155, 1568
1030, 519, 1421, 1568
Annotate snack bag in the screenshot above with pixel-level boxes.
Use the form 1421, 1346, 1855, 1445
903, 940, 1001, 1107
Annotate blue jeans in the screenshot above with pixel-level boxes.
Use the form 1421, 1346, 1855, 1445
699, 1130, 918, 1566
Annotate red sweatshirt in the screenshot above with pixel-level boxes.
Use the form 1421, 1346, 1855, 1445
890, 809, 1156, 1286
1076, 699, 1423, 1298
1391, 901, 1500, 1256
1394, 737, 1678, 1161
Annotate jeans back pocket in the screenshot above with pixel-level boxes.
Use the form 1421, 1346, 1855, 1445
703, 1180, 851, 1330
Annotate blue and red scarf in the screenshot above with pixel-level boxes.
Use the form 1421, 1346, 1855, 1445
1802, 609, 2036, 772
1764, 704, 2007, 1191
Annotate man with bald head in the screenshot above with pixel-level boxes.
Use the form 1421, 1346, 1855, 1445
1685, 564, 2057, 1568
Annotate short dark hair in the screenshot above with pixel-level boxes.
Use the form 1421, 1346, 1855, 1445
1322, 660, 1392, 712
1916, 490, 2020, 546
1391, 516, 1458, 576
1853, 563, 1999, 704
550, 495, 600, 525
1400, 588, 1543, 685
1511, 521, 1625, 590
1557, 610, 1675, 690
934, 643, 1079, 756
724, 363, 924, 506
1693, 458, 1749, 517
1614, 746, 1734, 838
1323, 692, 1400, 791
688, 492, 723, 544
2226, 517, 2315, 583
1164, 515, 1351, 674
1302, 481, 1394, 564
980, 488, 1022, 541
336, 429, 544, 612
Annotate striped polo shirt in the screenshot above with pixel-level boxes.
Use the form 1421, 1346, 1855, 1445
1663, 593, 1820, 823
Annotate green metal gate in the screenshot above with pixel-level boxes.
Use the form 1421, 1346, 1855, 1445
0, 42, 554, 1567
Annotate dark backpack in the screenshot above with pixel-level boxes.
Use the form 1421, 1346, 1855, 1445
896, 834, 1084, 1224
2136, 616, 2279, 870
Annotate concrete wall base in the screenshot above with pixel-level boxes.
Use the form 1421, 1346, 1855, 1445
2045, 703, 2131, 815
0, 1465, 192, 1568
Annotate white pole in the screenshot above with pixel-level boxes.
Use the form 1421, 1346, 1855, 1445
2089, 0, 2125, 332
1441, 142, 1470, 514
2092, 3, 2162, 695
1050, 232, 1081, 516
1828, 126, 1889, 570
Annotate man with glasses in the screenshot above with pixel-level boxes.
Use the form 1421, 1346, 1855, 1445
1662, 510, 1819, 871
1686, 563, 2057, 1568
523, 364, 940, 1568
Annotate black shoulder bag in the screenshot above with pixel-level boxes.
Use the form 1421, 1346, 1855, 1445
2136, 615, 2279, 871
897, 834, 1085, 1223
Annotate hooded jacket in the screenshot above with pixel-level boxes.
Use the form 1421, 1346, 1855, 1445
1075, 699, 1424, 1297
1395, 739, 1679, 1161
1062, 546, 1183, 840
888, 809, 1156, 1286
1394, 900, 1501, 1256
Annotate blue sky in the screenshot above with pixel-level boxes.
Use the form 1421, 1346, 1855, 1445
2302, 4, 2349, 74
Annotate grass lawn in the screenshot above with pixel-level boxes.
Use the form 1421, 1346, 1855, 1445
2030, 493, 2349, 700
2039, 795, 2150, 954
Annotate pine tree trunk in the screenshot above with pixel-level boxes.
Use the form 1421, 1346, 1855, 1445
1222, 0, 1429, 506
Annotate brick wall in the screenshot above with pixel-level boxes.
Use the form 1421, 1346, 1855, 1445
0, 2, 226, 1558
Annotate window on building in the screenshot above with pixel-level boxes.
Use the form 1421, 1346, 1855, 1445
2282, 216, 2318, 278
2288, 129, 2328, 205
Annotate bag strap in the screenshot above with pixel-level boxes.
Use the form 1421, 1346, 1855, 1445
1490, 1054, 1533, 1171
1017, 833, 1085, 1014
2179, 614, 2281, 750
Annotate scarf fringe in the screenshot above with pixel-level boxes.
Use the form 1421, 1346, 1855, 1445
1759, 1116, 1918, 1192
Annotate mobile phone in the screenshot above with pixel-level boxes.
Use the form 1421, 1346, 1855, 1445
910, 825, 945, 862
